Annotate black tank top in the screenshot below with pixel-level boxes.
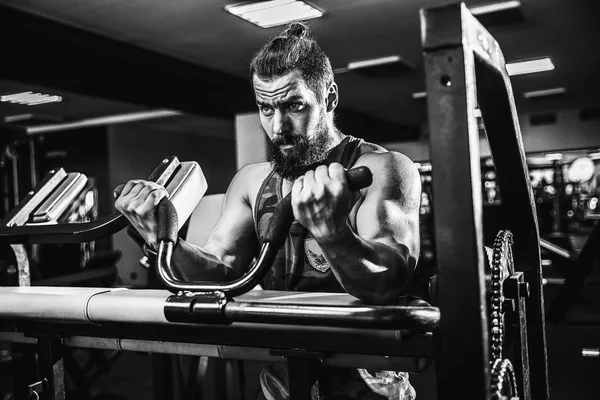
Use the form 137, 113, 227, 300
253, 135, 364, 291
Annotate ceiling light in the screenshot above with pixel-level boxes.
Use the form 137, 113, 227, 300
506, 58, 554, 76
225, 1, 323, 28
1, 91, 62, 106
412, 91, 427, 100
545, 153, 563, 161
470, 1, 521, 16
523, 87, 566, 99
347, 55, 401, 70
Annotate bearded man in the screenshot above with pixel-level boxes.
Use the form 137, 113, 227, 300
116, 22, 421, 400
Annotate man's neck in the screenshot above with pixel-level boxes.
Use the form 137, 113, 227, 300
324, 127, 347, 158
322, 126, 346, 156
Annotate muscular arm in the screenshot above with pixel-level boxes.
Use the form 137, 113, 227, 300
295, 152, 421, 304
171, 165, 260, 281
116, 164, 262, 282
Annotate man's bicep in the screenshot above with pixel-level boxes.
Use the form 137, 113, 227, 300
356, 195, 420, 257
355, 152, 421, 257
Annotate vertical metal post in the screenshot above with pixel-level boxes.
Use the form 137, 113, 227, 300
421, 3, 549, 399
421, 6, 490, 398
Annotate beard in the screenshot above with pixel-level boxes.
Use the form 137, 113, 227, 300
265, 116, 333, 180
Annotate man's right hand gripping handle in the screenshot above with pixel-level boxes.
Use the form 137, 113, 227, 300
114, 180, 170, 250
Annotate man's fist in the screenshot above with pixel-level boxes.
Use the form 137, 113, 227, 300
291, 163, 360, 243
114, 180, 169, 249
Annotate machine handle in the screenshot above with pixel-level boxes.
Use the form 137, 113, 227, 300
156, 167, 372, 295
263, 166, 372, 248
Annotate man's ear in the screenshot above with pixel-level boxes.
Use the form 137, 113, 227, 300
326, 82, 338, 112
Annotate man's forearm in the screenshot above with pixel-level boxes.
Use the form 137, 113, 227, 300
318, 225, 414, 304
170, 239, 239, 282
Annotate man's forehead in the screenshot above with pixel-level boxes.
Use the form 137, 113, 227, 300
253, 70, 310, 100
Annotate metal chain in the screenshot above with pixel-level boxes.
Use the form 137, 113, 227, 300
490, 358, 518, 400
489, 230, 518, 399
490, 230, 513, 360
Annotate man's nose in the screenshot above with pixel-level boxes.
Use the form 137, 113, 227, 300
272, 110, 290, 136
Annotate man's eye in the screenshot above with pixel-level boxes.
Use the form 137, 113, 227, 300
289, 102, 304, 111
261, 106, 274, 115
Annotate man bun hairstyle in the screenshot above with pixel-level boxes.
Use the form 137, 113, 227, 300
250, 21, 334, 101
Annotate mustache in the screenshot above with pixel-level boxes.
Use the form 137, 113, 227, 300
272, 135, 303, 146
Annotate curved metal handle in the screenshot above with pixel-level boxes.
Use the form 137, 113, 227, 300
157, 166, 373, 295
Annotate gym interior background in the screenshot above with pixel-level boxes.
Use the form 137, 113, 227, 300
1, 0, 599, 399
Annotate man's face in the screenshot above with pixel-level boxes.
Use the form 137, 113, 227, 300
253, 69, 332, 179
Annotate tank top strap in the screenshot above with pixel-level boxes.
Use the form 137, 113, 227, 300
338, 135, 364, 169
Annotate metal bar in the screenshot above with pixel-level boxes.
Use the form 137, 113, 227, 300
25, 110, 182, 136
540, 238, 571, 259
421, 4, 489, 399
222, 302, 440, 330
0, 331, 425, 371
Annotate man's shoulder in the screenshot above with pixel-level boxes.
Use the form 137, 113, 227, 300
354, 143, 420, 192
230, 162, 273, 198
236, 161, 272, 181
355, 142, 417, 173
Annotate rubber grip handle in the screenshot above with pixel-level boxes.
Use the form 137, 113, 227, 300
113, 184, 125, 199
157, 197, 179, 244
346, 166, 372, 191
263, 166, 372, 249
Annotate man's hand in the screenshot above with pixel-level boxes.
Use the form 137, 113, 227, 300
114, 180, 169, 250
291, 163, 360, 243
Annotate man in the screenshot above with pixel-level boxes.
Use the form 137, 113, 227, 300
116, 22, 421, 400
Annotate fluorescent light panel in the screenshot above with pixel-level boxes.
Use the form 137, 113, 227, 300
470, 1, 521, 16
506, 58, 554, 76
523, 87, 566, 99
545, 153, 563, 161
225, 1, 322, 28
347, 55, 401, 70
1, 91, 62, 106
